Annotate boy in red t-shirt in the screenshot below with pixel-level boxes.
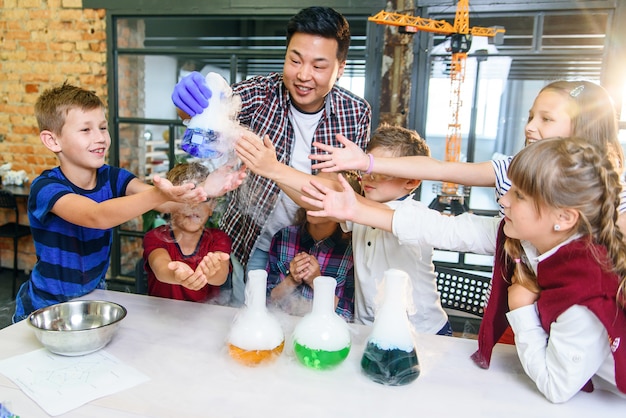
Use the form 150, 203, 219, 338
143, 162, 232, 303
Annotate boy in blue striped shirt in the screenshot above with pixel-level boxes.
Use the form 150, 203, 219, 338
13, 82, 244, 322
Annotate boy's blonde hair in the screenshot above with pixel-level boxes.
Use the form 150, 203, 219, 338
366, 123, 430, 158
504, 137, 626, 305
34, 81, 104, 135
167, 162, 210, 187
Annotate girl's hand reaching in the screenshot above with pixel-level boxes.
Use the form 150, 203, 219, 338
235, 131, 281, 178
198, 252, 230, 278
301, 174, 358, 222
310, 134, 370, 172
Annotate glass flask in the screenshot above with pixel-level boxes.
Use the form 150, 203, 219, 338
227, 270, 285, 366
360, 269, 420, 385
292, 276, 351, 370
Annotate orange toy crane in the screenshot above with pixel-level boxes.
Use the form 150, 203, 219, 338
369, 0, 505, 214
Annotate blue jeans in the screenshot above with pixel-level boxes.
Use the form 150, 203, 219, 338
437, 321, 454, 336
229, 255, 246, 307
246, 248, 269, 274
230, 249, 270, 307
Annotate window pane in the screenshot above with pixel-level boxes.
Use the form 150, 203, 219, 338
117, 54, 178, 119
118, 122, 146, 178
542, 13, 607, 49
119, 235, 143, 276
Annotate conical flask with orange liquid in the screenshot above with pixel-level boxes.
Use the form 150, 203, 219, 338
292, 276, 351, 369
360, 269, 420, 385
227, 269, 284, 366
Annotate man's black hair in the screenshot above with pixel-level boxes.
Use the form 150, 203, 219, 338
286, 7, 351, 62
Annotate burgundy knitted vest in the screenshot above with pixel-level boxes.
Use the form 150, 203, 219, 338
471, 222, 626, 395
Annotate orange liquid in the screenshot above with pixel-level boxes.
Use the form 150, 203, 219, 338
228, 341, 285, 366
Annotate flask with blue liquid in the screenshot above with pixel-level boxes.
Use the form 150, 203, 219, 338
360, 269, 420, 385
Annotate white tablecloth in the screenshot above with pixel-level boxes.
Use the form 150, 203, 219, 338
0, 289, 624, 417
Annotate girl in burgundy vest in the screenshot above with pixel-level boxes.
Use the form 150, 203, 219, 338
472, 137, 626, 403
302, 136, 626, 403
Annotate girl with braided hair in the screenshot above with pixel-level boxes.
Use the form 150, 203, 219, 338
301, 136, 626, 402
493, 137, 626, 403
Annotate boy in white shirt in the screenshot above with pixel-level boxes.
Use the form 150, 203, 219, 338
236, 124, 451, 335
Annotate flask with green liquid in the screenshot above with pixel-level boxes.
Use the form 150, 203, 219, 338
292, 276, 351, 369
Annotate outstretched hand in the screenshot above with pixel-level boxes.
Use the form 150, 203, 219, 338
168, 261, 208, 291
310, 134, 370, 172
197, 252, 230, 278
301, 174, 358, 222
202, 162, 247, 198
171, 71, 212, 117
153, 174, 208, 204
235, 131, 281, 178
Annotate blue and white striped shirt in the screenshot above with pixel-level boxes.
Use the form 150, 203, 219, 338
14, 165, 134, 321
492, 156, 626, 215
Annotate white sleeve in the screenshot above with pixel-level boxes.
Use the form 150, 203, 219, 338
506, 304, 610, 403
391, 199, 499, 255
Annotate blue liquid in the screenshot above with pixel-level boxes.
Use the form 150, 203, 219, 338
181, 127, 222, 159
361, 341, 420, 386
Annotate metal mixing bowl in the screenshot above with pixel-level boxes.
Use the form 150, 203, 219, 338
28, 300, 127, 356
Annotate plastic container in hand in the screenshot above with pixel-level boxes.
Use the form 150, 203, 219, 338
181, 72, 241, 159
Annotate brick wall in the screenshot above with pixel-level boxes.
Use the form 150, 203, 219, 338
0, 0, 107, 272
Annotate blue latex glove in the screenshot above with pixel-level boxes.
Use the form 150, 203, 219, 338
171, 71, 212, 117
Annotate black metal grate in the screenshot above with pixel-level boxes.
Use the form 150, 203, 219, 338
435, 266, 491, 317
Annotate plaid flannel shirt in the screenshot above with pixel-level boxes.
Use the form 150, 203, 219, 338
267, 223, 354, 321
221, 72, 371, 264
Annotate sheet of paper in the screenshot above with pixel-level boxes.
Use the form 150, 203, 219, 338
0, 349, 149, 416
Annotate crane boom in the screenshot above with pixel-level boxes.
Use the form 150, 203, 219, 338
368, 10, 455, 33
368, 7, 504, 37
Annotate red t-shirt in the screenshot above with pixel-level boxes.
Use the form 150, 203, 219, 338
143, 225, 232, 302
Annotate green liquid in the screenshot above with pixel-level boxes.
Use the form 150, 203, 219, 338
293, 341, 351, 369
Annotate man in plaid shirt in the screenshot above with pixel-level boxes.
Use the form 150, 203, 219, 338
173, 7, 371, 303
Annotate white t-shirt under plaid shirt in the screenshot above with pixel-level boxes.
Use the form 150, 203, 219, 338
220, 72, 371, 264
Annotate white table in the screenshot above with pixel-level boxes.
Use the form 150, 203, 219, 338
0, 289, 624, 417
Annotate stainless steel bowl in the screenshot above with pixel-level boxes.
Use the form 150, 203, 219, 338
28, 300, 127, 356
